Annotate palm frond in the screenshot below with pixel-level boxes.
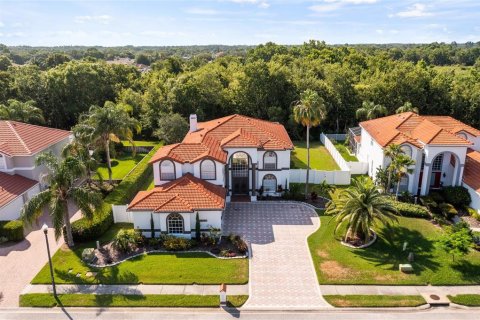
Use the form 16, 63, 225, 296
21, 190, 51, 226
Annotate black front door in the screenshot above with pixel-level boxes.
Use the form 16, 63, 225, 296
232, 176, 249, 195
231, 152, 250, 195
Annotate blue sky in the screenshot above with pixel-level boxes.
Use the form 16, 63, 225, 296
0, 0, 478, 46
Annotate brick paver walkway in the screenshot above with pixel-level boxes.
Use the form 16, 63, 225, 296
223, 202, 331, 310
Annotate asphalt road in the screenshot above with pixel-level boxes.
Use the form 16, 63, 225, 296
0, 307, 478, 320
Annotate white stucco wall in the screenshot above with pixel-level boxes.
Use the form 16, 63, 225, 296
0, 184, 40, 221
458, 131, 480, 151
357, 128, 386, 178
463, 183, 480, 214
192, 160, 225, 186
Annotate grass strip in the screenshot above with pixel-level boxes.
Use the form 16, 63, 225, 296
447, 294, 480, 306
323, 295, 426, 308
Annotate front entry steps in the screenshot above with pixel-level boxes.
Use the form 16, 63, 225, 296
230, 195, 251, 202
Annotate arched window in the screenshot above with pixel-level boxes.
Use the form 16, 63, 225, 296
263, 151, 277, 170
262, 174, 277, 193
400, 145, 412, 158
432, 154, 444, 171
231, 152, 249, 178
160, 160, 175, 180
167, 213, 184, 234
200, 159, 216, 180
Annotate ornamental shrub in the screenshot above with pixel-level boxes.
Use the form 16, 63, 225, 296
442, 186, 471, 207
439, 203, 458, 220
113, 229, 142, 253
0, 220, 24, 241
385, 198, 431, 219
467, 207, 480, 221
162, 236, 192, 251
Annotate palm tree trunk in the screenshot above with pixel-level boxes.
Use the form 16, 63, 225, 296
387, 170, 392, 194
395, 178, 401, 201
305, 125, 310, 200
63, 202, 75, 247
104, 138, 113, 184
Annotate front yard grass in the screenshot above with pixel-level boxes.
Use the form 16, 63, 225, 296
32, 224, 248, 285
324, 295, 426, 308
333, 142, 358, 162
95, 152, 148, 180
309, 214, 480, 285
20, 294, 248, 308
447, 294, 480, 306
291, 141, 340, 171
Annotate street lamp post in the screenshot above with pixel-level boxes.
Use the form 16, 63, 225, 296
42, 223, 57, 298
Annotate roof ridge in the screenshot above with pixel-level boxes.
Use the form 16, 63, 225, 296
199, 114, 237, 144
6, 121, 31, 154
189, 178, 222, 207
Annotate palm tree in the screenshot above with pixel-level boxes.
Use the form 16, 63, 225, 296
383, 144, 402, 193
356, 101, 387, 121
326, 177, 398, 244
21, 152, 102, 247
79, 101, 141, 184
293, 89, 327, 198
0, 99, 45, 124
392, 154, 415, 200
396, 102, 419, 114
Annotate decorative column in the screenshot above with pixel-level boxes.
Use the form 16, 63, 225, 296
251, 163, 256, 196
456, 164, 465, 186
225, 164, 230, 194
420, 163, 432, 196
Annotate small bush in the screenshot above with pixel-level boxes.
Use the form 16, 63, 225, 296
162, 236, 192, 251
419, 196, 439, 213
442, 186, 471, 207
148, 238, 160, 249
467, 207, 480, 221
385, 198, 431, 219
81, 248, 95, 262
113, 229, 142, 253
0, 220, 24, 241
429, 191, 445, 203
439, 203, 458, 220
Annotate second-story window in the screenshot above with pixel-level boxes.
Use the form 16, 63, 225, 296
160, 160, 175, 180
200, 159, 216, 180
263, 151, 277, 170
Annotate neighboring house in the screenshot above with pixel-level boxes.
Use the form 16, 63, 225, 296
0, 120, 72, 221
128, 114, 294, 238
353, 112, 480, 212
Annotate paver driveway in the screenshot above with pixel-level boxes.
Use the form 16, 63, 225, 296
223, 202, 330, 310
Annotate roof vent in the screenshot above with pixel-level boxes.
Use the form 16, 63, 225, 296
189, 114, 198, 132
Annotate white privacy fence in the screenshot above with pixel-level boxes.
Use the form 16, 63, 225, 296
320, 133, 368, 175
324, 133, 347, 141
112, 205, 133, 223
289, 169, 350, 185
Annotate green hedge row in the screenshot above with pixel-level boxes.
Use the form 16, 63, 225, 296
0, 220, 24, 241
71, 145, 161, 242
385, 198, 431, 219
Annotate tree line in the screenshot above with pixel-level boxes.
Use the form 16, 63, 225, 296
1, 40, 480, 141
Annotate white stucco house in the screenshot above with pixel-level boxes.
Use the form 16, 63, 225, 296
352, 112, 480, 212
0, 120, 72, 221
128, 114, 294, 238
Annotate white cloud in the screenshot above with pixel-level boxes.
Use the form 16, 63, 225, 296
393, 3, 433, 18
185, 7, 219, 15
310, 0, 378, 13
140, 30, 187, 37
376, 29, 383, 34
324, 0, 378, 3
229, 0, 270, 9
74, 15, 113, 24
0, 21, 4, 28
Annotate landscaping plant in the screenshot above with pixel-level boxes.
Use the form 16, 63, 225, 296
437, 222, 474, 262
113, 229, 142, 253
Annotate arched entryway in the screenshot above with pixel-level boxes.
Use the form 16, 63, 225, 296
419, 151, 463, 195
230, 152, 250, 195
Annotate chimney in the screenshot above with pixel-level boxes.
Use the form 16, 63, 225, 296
189, 114, 198, 132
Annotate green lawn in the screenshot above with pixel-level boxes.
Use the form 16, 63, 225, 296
291, 141, 340, 171
19, 294, 248, 308
309, 214, 480, 285
32, 224, 248, 285
447, 294, 480, 306
333, 142, 358, 162
324, 295, 426, 308
121, 140, 162, 147
95, 153, 148, 180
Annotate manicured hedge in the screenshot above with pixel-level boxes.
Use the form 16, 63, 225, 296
0, 220, 24, 241
385, 198, 431, 219
71, 145, 161, 242
442, 186, 471, 207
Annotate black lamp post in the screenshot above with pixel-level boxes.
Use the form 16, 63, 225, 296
42, 223, 57, 298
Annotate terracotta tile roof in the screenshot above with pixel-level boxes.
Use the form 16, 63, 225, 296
150, 114, 293, 164
0, 172, 38, 208
360, 112, 474, 148
127, 173, 226, 212
463, 149, 480, 193
0, 121, 71, 156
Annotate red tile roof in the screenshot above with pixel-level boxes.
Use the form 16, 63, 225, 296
464, 149, 480, 193
360, 112, 476, 148
0, 121, 71, 156
128, 173, 226, 212
150, 114, 293, 164
0, 172, 38, 208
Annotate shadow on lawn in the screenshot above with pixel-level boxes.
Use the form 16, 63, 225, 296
54, 265, 139, 285
353, 225, 440, 275
451, 260, 480, 283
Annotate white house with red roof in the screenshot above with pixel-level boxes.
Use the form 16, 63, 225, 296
0, 121, 71, 220
128, 114, 293, 238
353, 112, 480, 211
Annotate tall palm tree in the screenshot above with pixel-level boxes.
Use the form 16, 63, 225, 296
396, 102, 419, 114
383, 144, 402, 193
326, 177, 398, 244
392, 154, 415, 200
21, 152, 102, 247
79, 101, 141, 184
0, 99, 45, 125
356, 101, 387, 121
293, 89, 327, 198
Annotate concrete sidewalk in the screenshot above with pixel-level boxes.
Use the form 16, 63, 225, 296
22, 284, 249, 296
320, 285, 480, 296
